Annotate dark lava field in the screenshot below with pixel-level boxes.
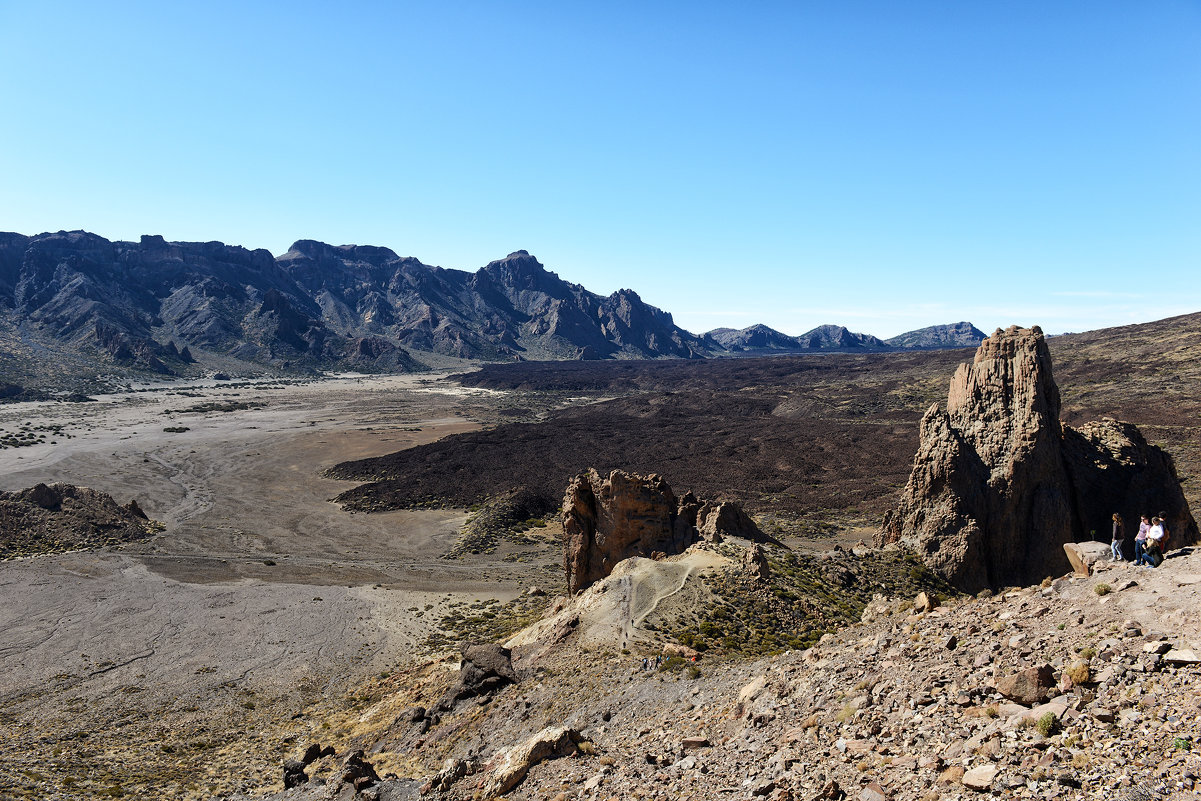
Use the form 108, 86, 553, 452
330, 312, 1201, 536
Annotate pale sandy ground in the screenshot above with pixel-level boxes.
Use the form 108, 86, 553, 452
0, 373, 561, 800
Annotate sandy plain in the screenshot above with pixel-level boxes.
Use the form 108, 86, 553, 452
0, 373, 562, 799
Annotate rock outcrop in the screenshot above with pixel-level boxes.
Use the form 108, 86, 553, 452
879, 325, 1197, 591
562, 469, 762, 594
0, 483, 155, 558
436, 643, 519, 711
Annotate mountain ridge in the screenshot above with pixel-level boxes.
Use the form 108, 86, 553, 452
1, 229, 990, 391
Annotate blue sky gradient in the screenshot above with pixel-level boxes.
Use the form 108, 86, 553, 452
2, 1, 1198, 338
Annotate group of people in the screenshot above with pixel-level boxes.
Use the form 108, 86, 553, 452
1110, 512, 1171, 567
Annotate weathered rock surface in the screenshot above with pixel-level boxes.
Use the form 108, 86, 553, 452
0, 482, 154, 558
473, 726, 580, 798
436, 643, 518, 710
562, 469, 762, 594
1063, 541, 1112, 576
1062, 418, 1197, 556
994, 664, 1056, 705
879, 326, 1197, 591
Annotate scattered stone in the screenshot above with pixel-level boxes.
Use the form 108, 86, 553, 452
1164, 648, 1200, 664
858, 781, 887, 801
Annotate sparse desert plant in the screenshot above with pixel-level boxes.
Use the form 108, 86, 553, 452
1040, 576, 1053, 588
1094, 583, 1112, 596
1173, 737, 1192, 751
984, 705, 999, 719
1080, 646, 1097, 659
1036, 712, 1060, 737
1064, 661, 1090, 684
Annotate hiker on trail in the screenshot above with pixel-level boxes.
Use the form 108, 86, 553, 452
1134, 515, 1151, 565
1111, 513, 1125, 561
1142, 518, 1166, 567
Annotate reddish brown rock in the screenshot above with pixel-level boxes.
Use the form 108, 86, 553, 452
878, 326, 1196, 591
994, 664, 1055, 705
563, 469, 761, 594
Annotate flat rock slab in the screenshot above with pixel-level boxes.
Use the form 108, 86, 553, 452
962, 764, 998, 790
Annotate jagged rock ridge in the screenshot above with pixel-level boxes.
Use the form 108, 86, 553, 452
878, 325, 1197, 591
705, 323, 887, 353
706, 321, 984, 354
562, 468, 760, 594
0, 231, 710, 381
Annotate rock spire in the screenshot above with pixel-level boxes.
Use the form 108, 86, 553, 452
879, 325, 1197, 591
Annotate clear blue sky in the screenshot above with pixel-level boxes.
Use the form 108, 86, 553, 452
2, 1, 1198, 338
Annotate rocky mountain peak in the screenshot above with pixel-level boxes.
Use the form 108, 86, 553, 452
280, 239, 400, 266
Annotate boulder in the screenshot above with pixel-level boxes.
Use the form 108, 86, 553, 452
878, 326, 1197, 591
282, 759, 308, 789
476, 726, 580, 798
1063, 541, 1112, 576
437, 644, 518, 710
995, 664, 1055, 705
962, 764, 997, 790
563, 469, 762, 594
338, 750, 379, 792
698, 500, 760, 542
743, 543, 769, 580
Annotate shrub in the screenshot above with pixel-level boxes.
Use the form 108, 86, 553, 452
1036, 712, 1060, 737
1064, 661, 1090, 684
1094, 583, 1112, 596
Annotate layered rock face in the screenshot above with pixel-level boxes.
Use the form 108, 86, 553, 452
562, 469, 760, 594
878, 326, 1197, 591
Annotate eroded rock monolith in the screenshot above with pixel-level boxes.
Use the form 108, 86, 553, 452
563, 469, 761, 594
878, 325, 1197, 592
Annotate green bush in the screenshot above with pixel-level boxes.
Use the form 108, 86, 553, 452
1036, 712, 1060, 737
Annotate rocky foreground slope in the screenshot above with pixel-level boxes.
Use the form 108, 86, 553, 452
223, 543, 1201, 801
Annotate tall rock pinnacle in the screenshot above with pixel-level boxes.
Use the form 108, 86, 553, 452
878, 325, 1197, 591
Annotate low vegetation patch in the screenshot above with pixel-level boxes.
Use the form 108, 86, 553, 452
443, 487, 557, 558
666, 545, 957, 657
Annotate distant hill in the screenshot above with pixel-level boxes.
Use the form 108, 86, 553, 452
705, 324, 804, 351
885, 321, 986, 350
0, 231, 708, 388
704, 322, 978, 354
